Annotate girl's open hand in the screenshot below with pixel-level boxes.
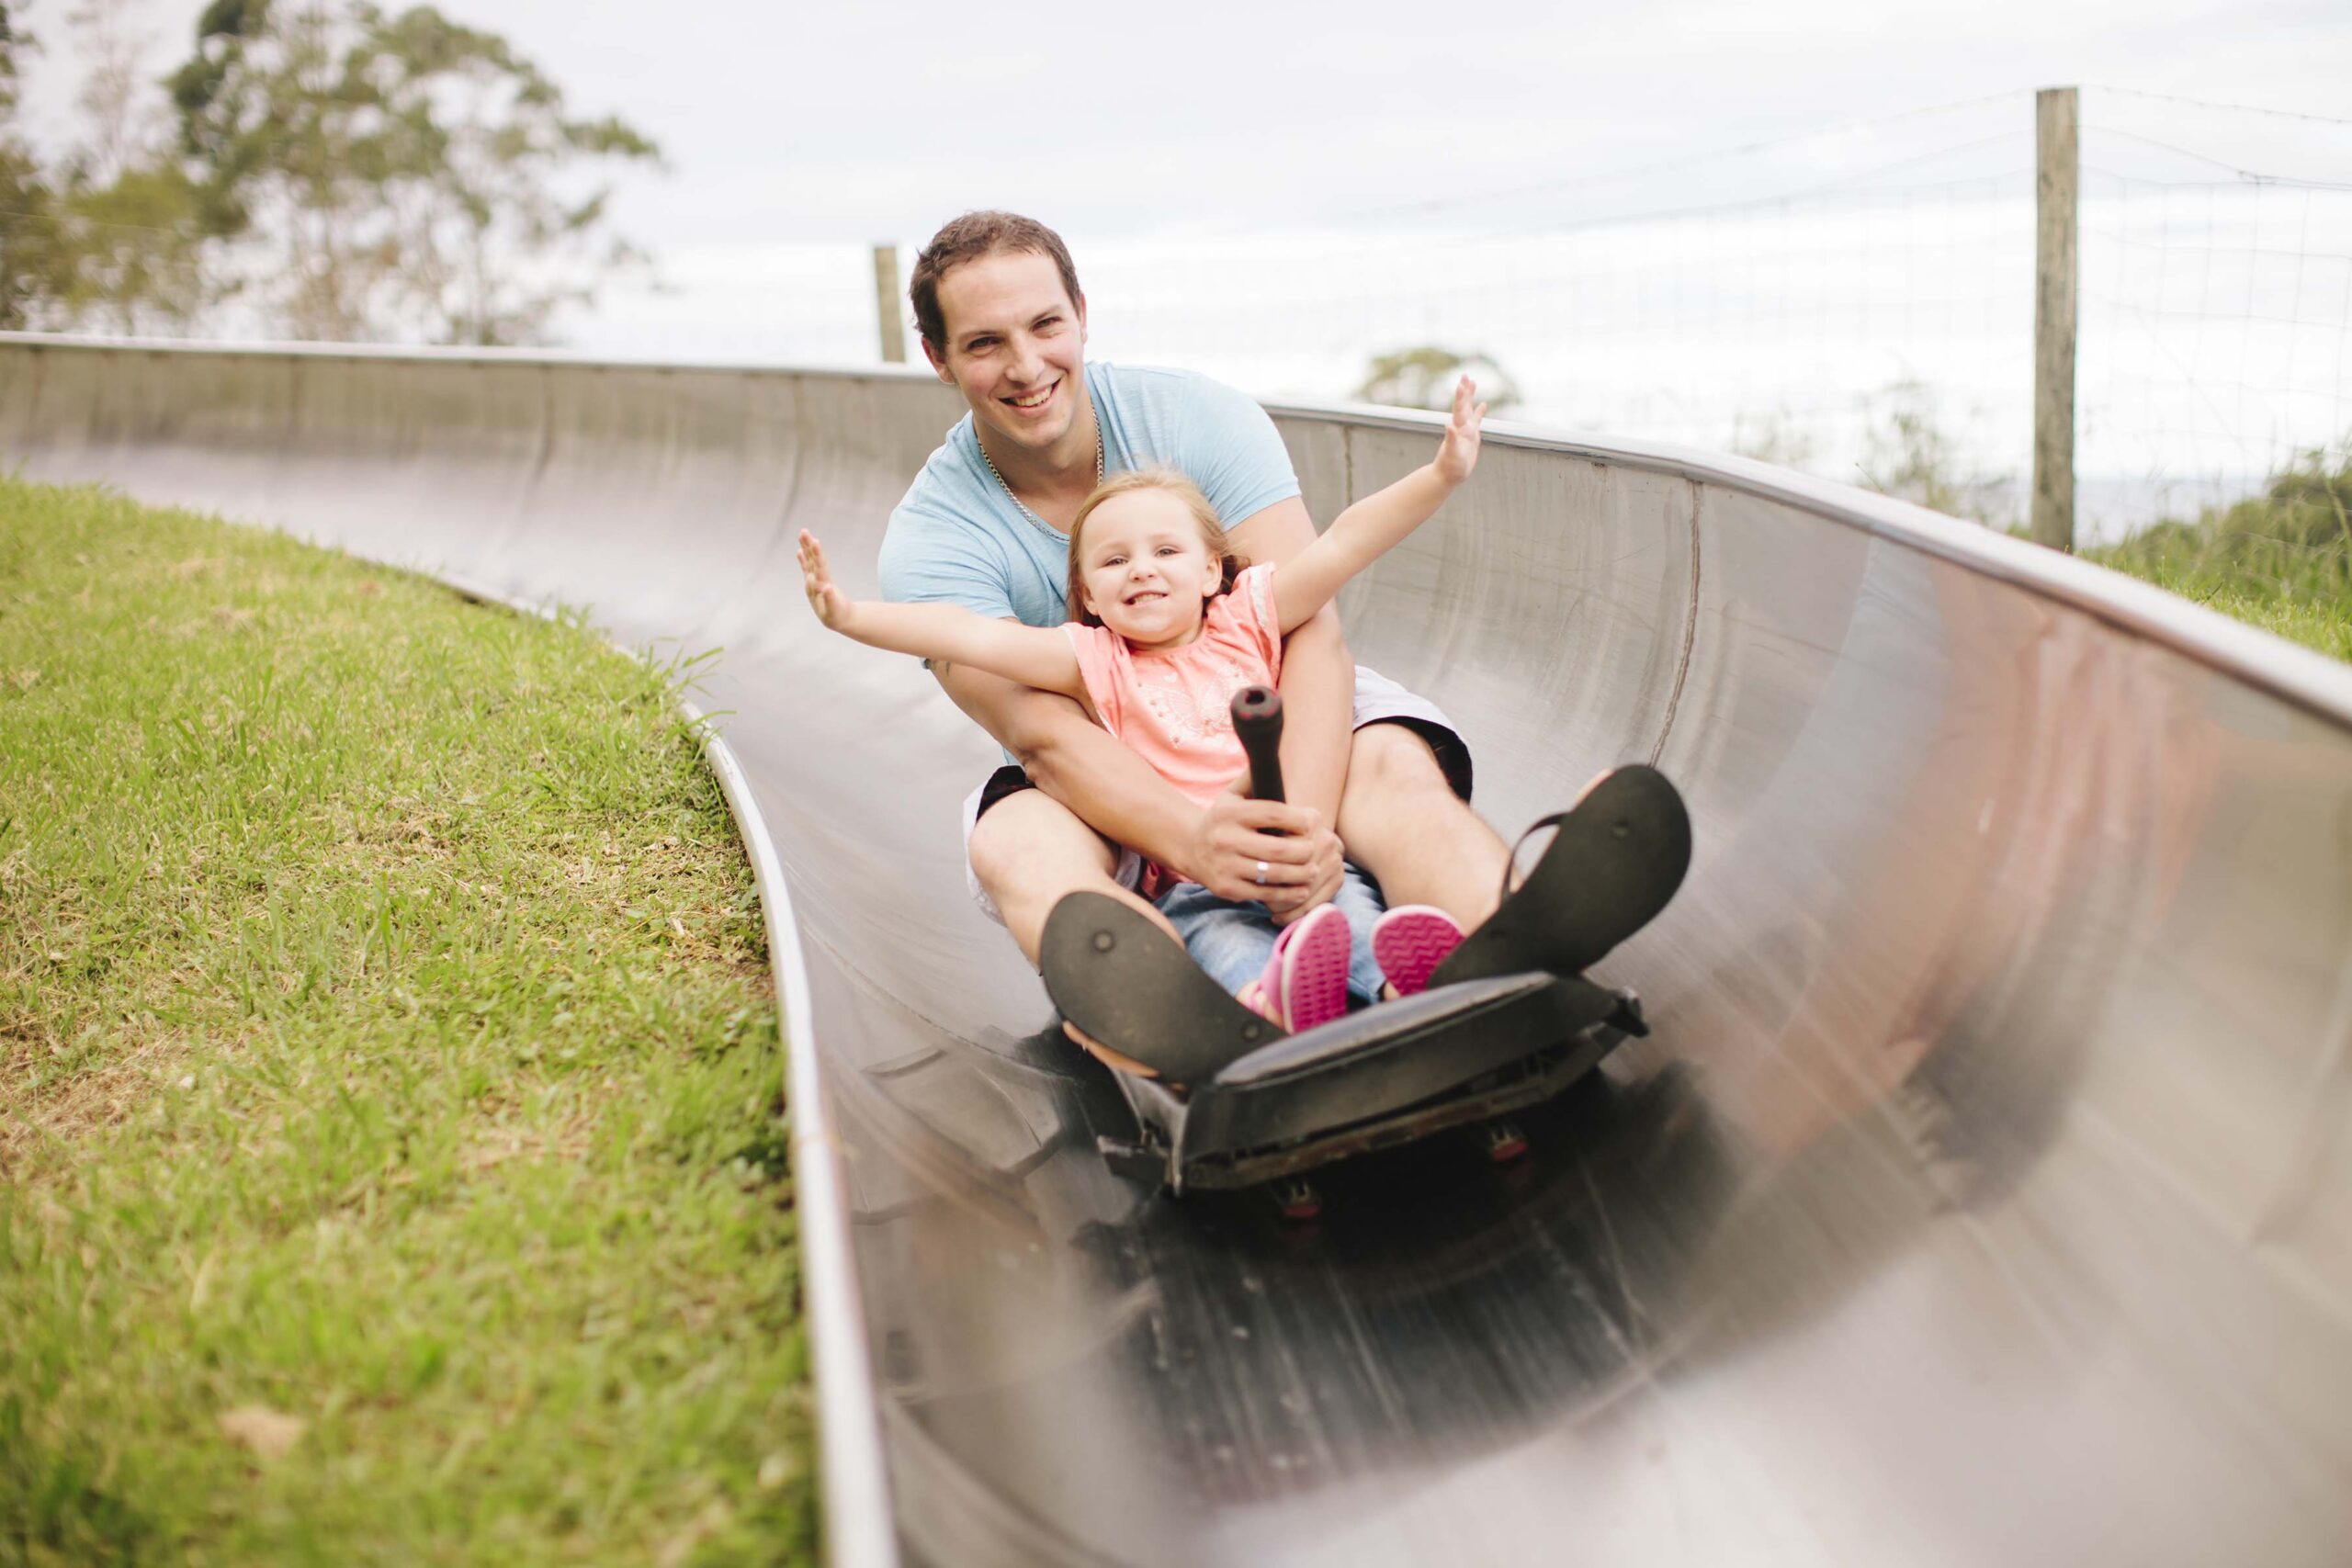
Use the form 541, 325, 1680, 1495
1434, 376, 1487, 486
797, 530, 854, 631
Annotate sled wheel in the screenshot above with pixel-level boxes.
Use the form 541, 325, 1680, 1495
1481, 1120, 1530, 1164
1273, 1178, 1323, 1224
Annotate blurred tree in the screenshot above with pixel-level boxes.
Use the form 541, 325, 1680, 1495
2216, 440, 2352, 551
1855, 378, 2017, 529
18, 0, 240, 333
0, 1, 67, 328
66, 0, 161, 186
49, 162, 220, 332
1, 2, 256, 333
1354, 345, 1521, 413
1728, 408, 1821, 470
164, 0, 661, 343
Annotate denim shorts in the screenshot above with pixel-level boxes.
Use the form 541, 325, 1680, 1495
1156, 863, 1390, 1005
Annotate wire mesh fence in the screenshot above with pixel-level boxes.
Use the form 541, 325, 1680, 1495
10, 85, 2346, 543
1057, 88, 2351, 543
2078, 171, 2352, 531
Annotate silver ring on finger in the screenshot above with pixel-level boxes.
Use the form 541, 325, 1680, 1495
1254, 860, 1270, 886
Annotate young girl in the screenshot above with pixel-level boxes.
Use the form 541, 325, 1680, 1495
798, 378, 1487, 1034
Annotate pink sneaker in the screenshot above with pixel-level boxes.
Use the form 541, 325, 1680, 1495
1373, 905, 1465, 997
1241, 923, 1294, 1025
1247, 903, 1352, 1032
1278, 904, 1355, 1032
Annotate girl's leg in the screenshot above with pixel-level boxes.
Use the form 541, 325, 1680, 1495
1332, 864, 1391, 1004
1156, 882, 1351, 1031
1155, 881, 1279, 1004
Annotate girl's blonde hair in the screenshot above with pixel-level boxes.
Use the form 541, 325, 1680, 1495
1065, 468, 1247, 628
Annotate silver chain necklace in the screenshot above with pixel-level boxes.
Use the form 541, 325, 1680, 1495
976, 410, 1104, 540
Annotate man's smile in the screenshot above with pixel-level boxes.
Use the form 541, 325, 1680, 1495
1002, 381, 1057, 411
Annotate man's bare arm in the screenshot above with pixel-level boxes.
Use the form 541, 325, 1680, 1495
936, 655, 1339, 912
1227, 495, 1352, 833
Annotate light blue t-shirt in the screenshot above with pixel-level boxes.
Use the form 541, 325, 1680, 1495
876, 362, 1300, 626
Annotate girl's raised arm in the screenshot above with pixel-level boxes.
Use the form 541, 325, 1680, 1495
798, 530, 1085, 698
1268, 377, 1485, 633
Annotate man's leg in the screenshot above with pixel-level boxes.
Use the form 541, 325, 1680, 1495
1336, 722, 1510, 934
968, 785, 1180, 963
968, 784, 1185, 1076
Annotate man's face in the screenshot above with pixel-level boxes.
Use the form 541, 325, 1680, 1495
924, 249, 1088, 460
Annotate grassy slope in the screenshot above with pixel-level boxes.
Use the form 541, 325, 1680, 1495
0, 477, 811, 1566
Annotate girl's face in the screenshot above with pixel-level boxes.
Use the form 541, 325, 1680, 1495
1074, 488, 1223, 649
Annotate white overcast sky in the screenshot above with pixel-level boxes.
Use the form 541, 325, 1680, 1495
16, 0, 2349, 246
16, 0, 2349, 526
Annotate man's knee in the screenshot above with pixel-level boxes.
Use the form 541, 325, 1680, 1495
1347, 722, 1451, 800
969, 788, 1119, 907
1340, 724, 1493, 865
972, 790, 1172, 964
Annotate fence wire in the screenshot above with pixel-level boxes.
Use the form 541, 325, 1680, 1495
14, 86, 2346, 542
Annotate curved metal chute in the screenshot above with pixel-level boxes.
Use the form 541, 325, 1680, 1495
7, 336, 2350, 1567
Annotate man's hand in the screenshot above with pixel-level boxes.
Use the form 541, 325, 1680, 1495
1433, 376, 1487, 487
1176, 776, 1345, 919
797, 530, 855, 632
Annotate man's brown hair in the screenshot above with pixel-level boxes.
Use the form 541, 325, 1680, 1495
1065, 468, 1246, 629
910, 211, 1083, 356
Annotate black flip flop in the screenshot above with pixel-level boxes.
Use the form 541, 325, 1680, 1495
1039, 891, 1289, 1086
1430, 763, 1691, 987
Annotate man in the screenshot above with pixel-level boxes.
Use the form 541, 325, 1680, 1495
876, 210, 1513, 1048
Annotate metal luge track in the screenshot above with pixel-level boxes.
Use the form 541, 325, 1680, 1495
8, 335, 2352, 1567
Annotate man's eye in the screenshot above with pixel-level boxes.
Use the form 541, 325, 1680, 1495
966, 338, 995, 352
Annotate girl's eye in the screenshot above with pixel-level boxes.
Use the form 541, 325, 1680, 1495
1156, 547, 1179, 557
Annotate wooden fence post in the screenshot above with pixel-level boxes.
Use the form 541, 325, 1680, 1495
873, 244, 906, 365
2032, 86, 2079, 551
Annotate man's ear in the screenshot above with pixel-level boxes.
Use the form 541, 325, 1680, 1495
921, 337, 954, 385
1076, 292, 1088, 344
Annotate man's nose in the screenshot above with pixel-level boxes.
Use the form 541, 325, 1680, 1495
1008, 335, 1045, 383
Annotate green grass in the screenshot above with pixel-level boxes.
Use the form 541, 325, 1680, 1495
2083, 447, 2352, 663
0, 475, 812, 1566
2088, 529, 2352, 660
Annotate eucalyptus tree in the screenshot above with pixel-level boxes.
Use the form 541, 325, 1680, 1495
165, 0, 661, 344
